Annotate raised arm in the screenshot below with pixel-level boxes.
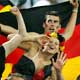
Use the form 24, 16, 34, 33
10, 6, 27, 36
0, 6, 27, 35
1, 7, 26, 57
62, 0, 79, 40
10, 7, 42, 41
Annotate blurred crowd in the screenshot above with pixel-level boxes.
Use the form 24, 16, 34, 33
9, 0, 69, 9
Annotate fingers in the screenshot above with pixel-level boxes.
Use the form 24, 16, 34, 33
7, 34, 16, 40
56, 52, 67, 64
60, 52, 63, 59
60, 52, 67, 60
63, 58, 68, 65
36, 35, 49, 45
70, 0, 79, 8
42, 42, 49, 52
57, 52, 64, 60
10, 6, 17, 12
61, 53, 67, 65
62, 53, 67, 61
10, 6, 20, 15
52, 52, 67, 71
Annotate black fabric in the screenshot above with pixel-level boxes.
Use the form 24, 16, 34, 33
52, 53, 58, 62
57, 33, 65, 43
0, 1, 80, 33
14, 55, 54, 80
44, 64, 52, 79
14, 55, 35, 80
0, 0, 13, 6
0, 2, 78, 34
0, 46, 5, 78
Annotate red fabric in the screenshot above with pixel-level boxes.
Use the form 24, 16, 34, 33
45, 25, 80, 59
0, 5, 4, 10
33, 69, 44, 80
58, 28, 65, 34
46, 32, 51, 37
6, 48, 25, 64
0, 34, 24, 64
64, 24, 80, 58
58, 25, 80, 58
0, 35, 8, 45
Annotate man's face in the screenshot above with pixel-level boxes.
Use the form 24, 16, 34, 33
43, 15, 61, 33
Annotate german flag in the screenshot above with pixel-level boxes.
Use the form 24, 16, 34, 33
62, 24, 80, 80
0, 1, 80, 80
0, 0, 12, 13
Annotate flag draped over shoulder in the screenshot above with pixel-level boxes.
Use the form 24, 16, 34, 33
0, 1, 80, 80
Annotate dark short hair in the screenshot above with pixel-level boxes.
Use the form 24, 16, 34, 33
43, 11, 61, 23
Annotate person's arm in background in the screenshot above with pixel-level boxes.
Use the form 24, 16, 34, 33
62, 0, 79, 41
0, 24, 17, 34
2, 6, 26, 57
7, 6, 41, 51
0, 6, 42, 41
9, 6, 42, 41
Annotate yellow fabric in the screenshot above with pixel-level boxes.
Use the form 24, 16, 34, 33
2, 63, 13, 80
1, 57, 80, 80
60, 46, 65, 51
50, 32, 58, 38
62, 56, 80, 80
0, 5, 12, 13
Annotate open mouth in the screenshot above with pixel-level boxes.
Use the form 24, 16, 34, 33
49, 28, 55, 32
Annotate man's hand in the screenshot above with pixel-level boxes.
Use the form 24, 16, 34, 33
70, 0, 79, 8
10, 6, 21, 16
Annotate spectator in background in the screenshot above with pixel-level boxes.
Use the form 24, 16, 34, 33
33, 0, 57, 7
9, 0, 57, 9
9, 0, 32, 9
56, 0, 69, 3
9, 0, 73, 9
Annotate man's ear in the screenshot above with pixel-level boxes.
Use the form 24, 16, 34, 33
43, 23, 46, 29
59, 24, 61, 29
57, 24, 61, 31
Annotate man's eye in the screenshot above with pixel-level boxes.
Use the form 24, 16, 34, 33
48, 19, 59, 23
54, 20, 59, 23
48, 19, 52, 23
